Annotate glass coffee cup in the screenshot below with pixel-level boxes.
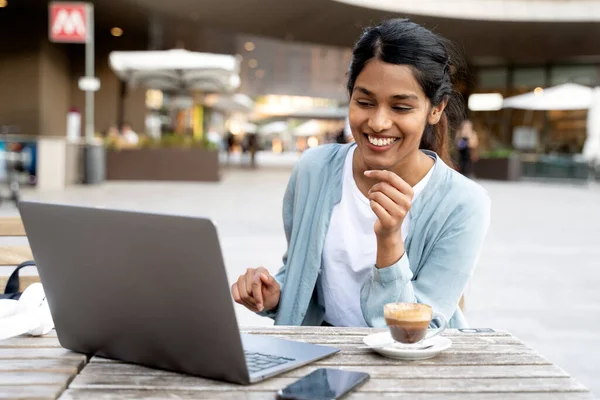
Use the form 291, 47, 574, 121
383, 303, 447, 345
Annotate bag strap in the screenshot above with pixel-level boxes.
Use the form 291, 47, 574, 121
4, 260, 36, 294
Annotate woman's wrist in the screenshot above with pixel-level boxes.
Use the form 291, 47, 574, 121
375, 234, 405, 269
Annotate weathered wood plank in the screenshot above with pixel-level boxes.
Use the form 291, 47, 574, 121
2, 327, 591, 400
0, 245, 33, 266
0, 371, 73, 386
237, 334, 522, 346
42, 331, 523, 346
338, 343, 534, 355
90, 351, 550, 366
68, 374, 588, 393
37, 328, 520, 342
0, 348, 86, 361
0, 217, 26, 237
83, 343, 534, 363
0, 385, 64, 400
312, 352, 551, 366
85, 343, 534, 361
240, 327, 511, 337
79, 362, 570, 379
0, 336, 62, 348
58, 390, 597, 400
0, 359, 84, 373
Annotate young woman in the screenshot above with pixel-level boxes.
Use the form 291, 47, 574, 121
231, 19, 490, 328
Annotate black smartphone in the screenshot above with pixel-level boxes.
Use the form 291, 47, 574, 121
276, 368, 370, 400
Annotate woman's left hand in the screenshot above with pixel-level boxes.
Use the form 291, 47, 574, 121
365, 170, 414, 240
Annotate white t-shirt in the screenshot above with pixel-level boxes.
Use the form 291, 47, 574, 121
320, 146, 435, 327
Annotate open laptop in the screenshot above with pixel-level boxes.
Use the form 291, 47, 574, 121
18, 201, 339, 384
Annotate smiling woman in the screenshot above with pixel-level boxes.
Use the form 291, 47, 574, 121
231, 19, 491, 330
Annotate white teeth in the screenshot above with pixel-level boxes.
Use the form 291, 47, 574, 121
368, 135, 397, 147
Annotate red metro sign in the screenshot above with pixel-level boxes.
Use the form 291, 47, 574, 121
49, 3, 89, 43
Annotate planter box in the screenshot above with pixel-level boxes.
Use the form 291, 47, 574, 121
473, 156, 522, 181
106, 148, 220, 182
521, 158, 590, 181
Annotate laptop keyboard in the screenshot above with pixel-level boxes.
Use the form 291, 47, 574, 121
244, 351, 295, 374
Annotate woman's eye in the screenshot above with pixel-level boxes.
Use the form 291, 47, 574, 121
356, 100, 373, 107
393, 106, 412, 112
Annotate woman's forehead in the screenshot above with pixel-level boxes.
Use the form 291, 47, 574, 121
354, 60, 425, 99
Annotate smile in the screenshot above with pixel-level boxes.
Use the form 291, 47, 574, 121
366, 134, 398, 147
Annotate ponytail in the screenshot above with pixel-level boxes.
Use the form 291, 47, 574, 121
420, 89, 465, 168
420, 113, 452, 166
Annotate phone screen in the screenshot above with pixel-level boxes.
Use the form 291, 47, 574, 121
277, 368, 370, 400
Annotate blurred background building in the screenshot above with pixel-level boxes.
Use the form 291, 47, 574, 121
1, 0, 600, 187
2, 1, 600, 394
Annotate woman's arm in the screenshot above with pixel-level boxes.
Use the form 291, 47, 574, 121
360, 198, 490, 327
255, 163, 299, 319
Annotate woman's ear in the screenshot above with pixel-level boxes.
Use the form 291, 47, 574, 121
428, 99, 448, 125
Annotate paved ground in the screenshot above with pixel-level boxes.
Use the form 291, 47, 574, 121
3, 159, 599, 395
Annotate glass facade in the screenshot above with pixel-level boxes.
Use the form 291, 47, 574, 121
471, 64, 600, 155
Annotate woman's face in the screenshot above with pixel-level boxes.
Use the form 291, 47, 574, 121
349, 59, 445, 171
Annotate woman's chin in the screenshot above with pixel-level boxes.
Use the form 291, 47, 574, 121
361, 154, 396, 171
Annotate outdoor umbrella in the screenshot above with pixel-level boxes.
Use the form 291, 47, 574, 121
109, 49, 241, 93
503, 83, 593, 110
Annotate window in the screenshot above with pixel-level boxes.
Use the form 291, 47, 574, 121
477, 68, 508, 90
514, 68, 545, 88
550, 66, 597, 86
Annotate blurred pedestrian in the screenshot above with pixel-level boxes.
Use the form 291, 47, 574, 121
121, 123, 139, 147
230, 19, 490, 329
247, 133, 259, 168
105, 126, 120, 140
223, 131, 236, 164
456, 119, 479, 177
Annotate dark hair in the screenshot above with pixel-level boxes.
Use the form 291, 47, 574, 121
347, 19, 466, 165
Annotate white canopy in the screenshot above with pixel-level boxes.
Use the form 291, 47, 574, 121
293, 119, 323, 137
583, 87, 600, 162
109, 49, 241, 92
204, 93, 254, 113
258, 121, 289, 136
502, 83, 593, 110
242, 122, 258, 134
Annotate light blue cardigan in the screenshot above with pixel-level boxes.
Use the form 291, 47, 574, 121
260, 143, 490, 328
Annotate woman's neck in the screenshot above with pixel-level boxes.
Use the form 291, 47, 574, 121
353, 148, 434, 196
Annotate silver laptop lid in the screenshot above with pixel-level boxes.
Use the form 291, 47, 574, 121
19, 201, 250, 383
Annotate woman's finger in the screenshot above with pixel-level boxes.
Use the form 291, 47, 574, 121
370, 199, 394, 227
369, 182, 411, 209
237, 273, 256, 308
365, 170, 414, 199
251, 271, 264, 311
369, 190, 409, 220
231, 283, 241, 303
245, 269, 256, 298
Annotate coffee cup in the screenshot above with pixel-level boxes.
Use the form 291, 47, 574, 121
384, 303, 447, 345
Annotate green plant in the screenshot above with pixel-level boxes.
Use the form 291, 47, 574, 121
108, 133, 217, 151
103, 135, 121, 150
479, 148, 515, 159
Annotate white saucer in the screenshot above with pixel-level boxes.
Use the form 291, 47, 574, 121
362, 332, 452, 360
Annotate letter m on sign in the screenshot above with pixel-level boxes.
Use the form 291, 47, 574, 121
49, 2, 89, 43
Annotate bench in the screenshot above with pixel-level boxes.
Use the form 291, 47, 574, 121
0, 216, 38, 294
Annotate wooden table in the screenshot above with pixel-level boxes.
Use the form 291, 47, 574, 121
2, 327, 594, 399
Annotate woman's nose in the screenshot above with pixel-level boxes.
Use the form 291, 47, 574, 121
368, 108, 393, 132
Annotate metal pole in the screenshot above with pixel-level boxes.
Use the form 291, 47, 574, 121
85, 3, 94, 142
